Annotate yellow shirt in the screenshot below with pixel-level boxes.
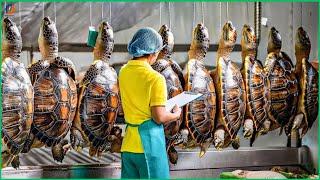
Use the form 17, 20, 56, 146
119, 60, 167, 153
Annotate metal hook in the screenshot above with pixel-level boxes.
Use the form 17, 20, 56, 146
101, 2, 104, 22
192, 2, 196, 29
168, 2, 171, 29
42, 2, 45, 19
54, 2, 56, 23
159, 2, 162, 27
89, 2, 92, 26
201, 2, 204, 24
109, 2, 112, 25
219, 2, 222, 30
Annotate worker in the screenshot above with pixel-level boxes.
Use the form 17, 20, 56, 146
119, 27, 182, 179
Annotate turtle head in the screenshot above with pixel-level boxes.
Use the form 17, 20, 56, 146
267, 27, 282, 53
94, 21, 114, 61
295, 27, 311, 58
220, 21, 237, 48
2, 17, 22, 59
158, 24, 174, 59
241, 24, 256, 51
38, 16, 58, 59
189, 23, 210, 59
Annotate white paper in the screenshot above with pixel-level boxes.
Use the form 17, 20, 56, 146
165, 91, 203, 111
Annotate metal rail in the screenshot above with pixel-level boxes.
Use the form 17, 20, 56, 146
2, 146, 314, 178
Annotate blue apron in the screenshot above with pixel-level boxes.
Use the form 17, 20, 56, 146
126, 119, 170, 179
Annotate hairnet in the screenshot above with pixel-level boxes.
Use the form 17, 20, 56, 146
128, 27, 164, 57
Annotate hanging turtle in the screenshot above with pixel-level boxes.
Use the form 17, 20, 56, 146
151, 24, 185, 164
211, 21, 245, 150
184, 23, 216, 157
2, 17, 34, 168
22, 17, 77, 163
240, 24, 269, 146
70, 21, 122, 157
289, 27, 318, 140
264, 27, 298, 139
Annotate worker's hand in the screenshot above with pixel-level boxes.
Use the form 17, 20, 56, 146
172, 104, 182, 120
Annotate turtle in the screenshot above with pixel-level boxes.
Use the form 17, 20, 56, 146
1, 17, 34, 169
70, 21, 122, 157
22, 16, 77, 163
151, 24, 186, 164
289, 27, 318, 143
240, 24, 270, 146
183, 23, 216, 157
264, 27, 299, 142
211, 21, 246, 150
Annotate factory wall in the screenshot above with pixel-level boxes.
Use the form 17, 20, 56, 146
18, 2, 318, 171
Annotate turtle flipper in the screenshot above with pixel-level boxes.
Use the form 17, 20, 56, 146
214, 128, 225, 149
21, 134, 35, 153
170, 60, 185, 88
199, 137, 213, 158
11, 155, 20, 169
168, 146, 178, 164
2, 151, 15, 168
231, 136, 240, 149
109, 126, 123, 153
27, 60, 50, 85
52, 139, 71, 162
70, 127, 86, 152
53, 56, 76, 80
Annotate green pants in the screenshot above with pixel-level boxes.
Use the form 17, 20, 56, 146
121, 152, 149, 179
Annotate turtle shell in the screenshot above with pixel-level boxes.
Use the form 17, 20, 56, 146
296, 60, 318, 137
184, 59, 216, 145
2, 58, 34, 155
79, 60, 120, 150
32, 57, 77, 147
242, 56, 269, 134
151, 59, 183, 142
264, 52, 298, 134
214, 57, 246, 148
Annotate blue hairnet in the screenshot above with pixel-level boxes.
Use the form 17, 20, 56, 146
128, 27, 163, 57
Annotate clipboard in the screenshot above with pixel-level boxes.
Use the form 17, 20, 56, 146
165, 91, 203, 111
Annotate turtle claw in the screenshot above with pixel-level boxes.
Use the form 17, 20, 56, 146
199, 139, 212, 158
243, 119, 254, 139
292, 113, 304, 130
52, 139, 70, 162
214, 129, 225, 149
231, 136, 240, 149
70, 128, 85, 152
